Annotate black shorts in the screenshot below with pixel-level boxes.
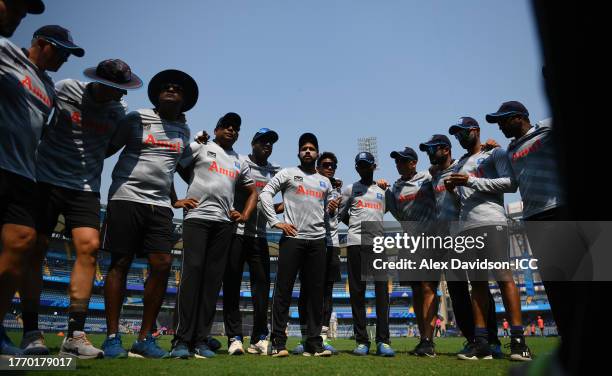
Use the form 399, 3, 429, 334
101, 200, 174, 256
0, 168, 39, 228
36, 182, 101, 235
326, 246, 341, 282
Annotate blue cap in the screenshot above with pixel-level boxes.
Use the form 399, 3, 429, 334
486, 101, 529, 123
449, 116, 479, 135
419, 134, 451, 152
355, 151, 376, 165
33, 25, 84, 57
390, 147, 418, 161
252, 127, 279, 144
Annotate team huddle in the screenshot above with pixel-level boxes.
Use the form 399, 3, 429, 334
2, 0, 566, 364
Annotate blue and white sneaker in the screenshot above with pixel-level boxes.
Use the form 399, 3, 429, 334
0, 325, 23, 357
128, 334, 169, 358
248, 335, 269, 355
353, 343, 369, 356
376, 342, 395, 357
21, 330, 49, 355
292, 342, 304, 355
490, 343, 504, 359
193, 343, 215, 359
323, 340, 338, 355
101, 334, 127, 358
170, 342, 191, 359
228, 336, 244, 355
206, 336, 222, 352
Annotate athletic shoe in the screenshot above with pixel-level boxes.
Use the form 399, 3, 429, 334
21, 330, 49, 355
323, 340, 338, 355
353, 343, 369, 356
303, 349, 332, 357
206, 336, 222, 352
270, 346, 289, 358
376, 342, 396, 357
0, 325, 23, 357
490, 343, 504, 359
101, 334, 127, 358
228, 337, 244, 355
170, 342, 191, 359
128, 334, 169, 359
193, 343, 215, 359
408, 340, 424, 356
247, 336, 269, 355
413, 339, 436, 357
457, 338, 492, 360
508, 336, 533, 361
292, 342, 304, 355
59, 331, 104, 359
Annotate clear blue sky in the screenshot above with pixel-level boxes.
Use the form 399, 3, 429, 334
12, 0, 547, 215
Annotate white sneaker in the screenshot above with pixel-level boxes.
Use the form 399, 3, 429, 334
228, 338, 244, 355
303, 349, 332, 357
247, 339, 269, 355
21, 330, 49, 355
59, 331, 104, 359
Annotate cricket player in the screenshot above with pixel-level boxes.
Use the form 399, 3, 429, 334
100, 69, 197, 359
170, 113, 257, 359
260, 133, 334, 357
0, 23, 81, 356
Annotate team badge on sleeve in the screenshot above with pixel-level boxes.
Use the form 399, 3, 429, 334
320, 181, 327, 188
376, 193, 384, 200
234, 161, 241, 169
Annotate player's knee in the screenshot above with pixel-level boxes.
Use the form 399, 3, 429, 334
5, 226, 37, 253
149, 254, 172, 274
76, 238, 100, 263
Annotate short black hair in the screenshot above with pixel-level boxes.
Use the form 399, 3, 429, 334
317, 151, 337, 167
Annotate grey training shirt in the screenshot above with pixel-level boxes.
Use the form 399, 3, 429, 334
179, 141, 254, 223
453, 147, 517, 233
36, 79, 127, 192
339, 181, 391, 247
0, 37, 55, 181
388, 171, 437, 225
507, 119, 565, 219
260, 166, 333, 240
108, 109, 191, 208
234, 156, 280, 237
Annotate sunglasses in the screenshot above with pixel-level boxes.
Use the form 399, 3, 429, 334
320, 162, 337, 170
160, 83, 184, 93
453, 128, 475, 140
425, 144, 445, 155
218, 123, 240, 132
42, 39, 70, 60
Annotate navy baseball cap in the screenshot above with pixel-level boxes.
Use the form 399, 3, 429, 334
83, 59, 143, 91
252, 128, 279, 144
449, 116, 479, 135
486, 101, 529, 123
299, 132, 319, 151
33, 25, 84, 57
390, 147, 418, 161
355, 151, 376, 165
419, 134, 451, 151
26, 0, 45, 14
216, 112, 241, 129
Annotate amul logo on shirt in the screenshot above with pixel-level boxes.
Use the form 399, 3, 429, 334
20, 75, 51, 108
143, 134, 182, 152
208, 161, 239, 179
296, 185, 324, 199
356, 200, 382, 210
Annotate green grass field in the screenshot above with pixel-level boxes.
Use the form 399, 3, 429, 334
6, 332, 558, 375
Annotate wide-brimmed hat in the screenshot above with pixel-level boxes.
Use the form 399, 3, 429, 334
148, 69, 198, 112
83, 59, 142, 91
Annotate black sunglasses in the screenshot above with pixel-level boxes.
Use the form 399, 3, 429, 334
320, 162, 337, 170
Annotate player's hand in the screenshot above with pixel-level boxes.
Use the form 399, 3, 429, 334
376, 178, 389, 189
480, 138, 500, 151
447, 173, 470, 186
173, 198, 199, 210
332, 178, 343, 190
274, 222, 298, 237
194, 130, 210, 144
229, 210, 247, 223
327, 197, 342, 214
443, 178, 456, 192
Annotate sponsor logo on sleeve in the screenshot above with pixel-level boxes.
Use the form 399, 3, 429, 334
294, 176, 303, 182
207, 151, 216, 158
